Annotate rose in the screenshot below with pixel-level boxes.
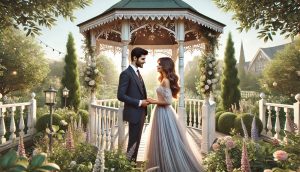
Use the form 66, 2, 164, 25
225, 139, 236, 149
70, 161, 77, 167
212, 143, 220, 151
207, 79, 212, 85
273, 150, 288, 161
208, 71, 213, 75
204, 85, 209, 90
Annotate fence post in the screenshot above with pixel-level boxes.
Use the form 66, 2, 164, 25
89, 91, 96, 144
118, 103, 125, 149
294, 94, 300, 134
259, 93, 266, 135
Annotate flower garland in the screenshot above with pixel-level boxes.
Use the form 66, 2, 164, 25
197, 30, 220, 97
83, 32, 100, 92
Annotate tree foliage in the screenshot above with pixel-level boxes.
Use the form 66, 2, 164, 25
185, 56, 200, 96
214, 0, 300, 41
61, 33, 81, 110
0, 28, 49, 96
260, 38, 300, 96
221, 33, 241, 110
0, 0, 91, 36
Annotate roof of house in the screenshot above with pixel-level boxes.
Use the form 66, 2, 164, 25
260, 43, 289, 59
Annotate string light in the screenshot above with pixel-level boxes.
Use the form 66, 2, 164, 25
36, 38, 65, 56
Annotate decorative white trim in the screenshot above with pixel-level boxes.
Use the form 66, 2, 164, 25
79, 10, 224, 33
248, 49, 271, 71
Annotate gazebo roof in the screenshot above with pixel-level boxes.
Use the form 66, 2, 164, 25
78, 0, 225, 33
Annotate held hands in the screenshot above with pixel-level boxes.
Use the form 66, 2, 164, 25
141, 99, 149, 107
147, 98, 156, 104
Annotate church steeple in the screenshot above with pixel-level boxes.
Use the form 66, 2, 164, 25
239, 41, 245, 66
238, 41, 246, 81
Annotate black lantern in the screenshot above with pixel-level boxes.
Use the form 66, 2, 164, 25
62, 87, 69, 108
44, 86, 57, 105
44, 86, 57, 153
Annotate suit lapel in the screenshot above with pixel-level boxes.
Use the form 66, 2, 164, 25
128, 66, 144, 96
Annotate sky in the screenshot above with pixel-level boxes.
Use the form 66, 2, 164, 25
38, 0, 291, 73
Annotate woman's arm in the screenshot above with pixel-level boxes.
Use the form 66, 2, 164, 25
147, 97, 170, 106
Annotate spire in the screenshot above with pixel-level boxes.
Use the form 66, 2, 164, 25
239, 41, 245, 66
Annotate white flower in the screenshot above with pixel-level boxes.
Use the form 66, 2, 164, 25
209, 63, 213, 68
91, 62, 96, 67
205, 85, 209, 90
215, 73, 220, 77
60, 120, 68, 126
201, 88, 205, 92
212, 79, 218, 83
89, 80, 95, 86
207, 79, 212, 85
208, 71, 213, 75
70, 161, 77, 167
85, 77, 90, 81
86, 71, 91, 75
94, 69, 99, 74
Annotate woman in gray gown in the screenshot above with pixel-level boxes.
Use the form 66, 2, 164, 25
145, 57, 203, 172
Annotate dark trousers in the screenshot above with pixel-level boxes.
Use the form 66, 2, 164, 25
126, 114, 145, 162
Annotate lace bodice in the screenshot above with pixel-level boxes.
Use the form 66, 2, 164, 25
156, 86, 173, 105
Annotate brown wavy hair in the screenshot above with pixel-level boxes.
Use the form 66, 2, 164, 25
157, 57, 180, 98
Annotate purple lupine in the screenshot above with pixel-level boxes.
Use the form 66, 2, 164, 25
17, 135, 26, 157
225, 149, 233, 172
241, 118, 249, 139
241, 141, 251, 172
251, 117, 259, 141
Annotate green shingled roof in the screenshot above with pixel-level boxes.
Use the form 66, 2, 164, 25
105, 0, 196, 10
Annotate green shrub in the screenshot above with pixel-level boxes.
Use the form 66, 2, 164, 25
74, 143, 97, 164
78, 109, 89, 128
234, 113, 263, 137
35, 113, 62, 132
55, 108, 77, 123
217, 112, 237, 134
215, 111, 224, 131
105, 150, 136, 171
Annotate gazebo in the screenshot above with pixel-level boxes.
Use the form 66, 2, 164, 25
78, 0, 225, 118
78, 0, 225, 166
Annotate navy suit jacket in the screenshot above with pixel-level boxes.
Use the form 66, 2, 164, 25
117, 66, 147, 124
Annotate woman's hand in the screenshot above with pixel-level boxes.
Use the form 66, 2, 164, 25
147, 98, 156, 104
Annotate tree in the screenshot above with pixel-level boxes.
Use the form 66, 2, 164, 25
213, 0, 300, 41
185, 56, 200, 96
238, 41, 249, 90
61, 33, 81, 111
0, 0, 91, 36
96, 55, 118, 98
260, 38, 300, 96
221, 33, 241, 110
0, 27, 49, 96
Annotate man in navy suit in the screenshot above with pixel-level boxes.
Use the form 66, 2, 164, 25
117, 47, 149, 162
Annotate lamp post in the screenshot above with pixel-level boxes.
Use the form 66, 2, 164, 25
44, 86, 57, 153
62, 87, 69, 108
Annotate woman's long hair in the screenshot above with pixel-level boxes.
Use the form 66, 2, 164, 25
158, 57, 180, 98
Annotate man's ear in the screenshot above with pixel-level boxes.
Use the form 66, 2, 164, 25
133, 56, 137, 61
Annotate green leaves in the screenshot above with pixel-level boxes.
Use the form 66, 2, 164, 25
0, 0, 92, 36
213, 0, 300, 41
0, 150, 60, 172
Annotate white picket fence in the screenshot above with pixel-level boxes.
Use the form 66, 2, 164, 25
0, 93, 36, 152
259, 93, 300, 140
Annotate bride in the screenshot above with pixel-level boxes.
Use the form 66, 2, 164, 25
144, 57, 203, 172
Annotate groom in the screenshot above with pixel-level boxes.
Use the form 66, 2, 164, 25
117, 47, 149, 162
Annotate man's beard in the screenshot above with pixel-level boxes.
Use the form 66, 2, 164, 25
136, 62, 143, 68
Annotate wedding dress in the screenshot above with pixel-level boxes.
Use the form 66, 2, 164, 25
144, 86, 203, 172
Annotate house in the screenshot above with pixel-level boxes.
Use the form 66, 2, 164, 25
247, 43, 289, 75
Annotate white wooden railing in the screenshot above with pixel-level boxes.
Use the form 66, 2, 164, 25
259, 93, 300, 140
0, 93, 36, 152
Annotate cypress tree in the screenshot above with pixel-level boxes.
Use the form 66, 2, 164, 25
221, 33, 241, 111
61, 33, 81, 111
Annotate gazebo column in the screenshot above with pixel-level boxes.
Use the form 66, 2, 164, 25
89, 30, 97, 144
177, 20, 187, 125
118, 20, 130, 149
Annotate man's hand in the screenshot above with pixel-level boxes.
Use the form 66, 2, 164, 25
147, 98, 156, 104
141, 99, 149, 107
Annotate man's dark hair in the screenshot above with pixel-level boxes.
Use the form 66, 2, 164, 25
131, 47, 148, 61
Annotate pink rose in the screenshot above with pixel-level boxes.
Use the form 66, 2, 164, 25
226, 139, 236, 149
273, 150, 288, 161
212, 143, 220, 151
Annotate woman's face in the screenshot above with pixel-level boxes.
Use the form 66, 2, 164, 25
157, 61, 163, 73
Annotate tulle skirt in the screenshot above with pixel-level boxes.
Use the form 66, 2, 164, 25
144, 105, 203, 172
